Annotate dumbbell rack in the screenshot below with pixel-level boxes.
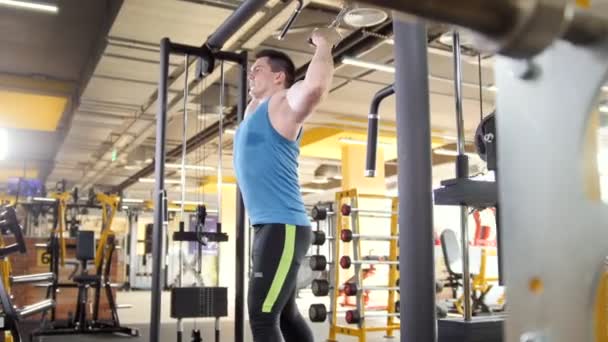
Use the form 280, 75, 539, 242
328, 189, 400, 342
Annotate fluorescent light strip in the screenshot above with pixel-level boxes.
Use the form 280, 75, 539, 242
342, 57, 396, 73
122, 198, 145, 204
33, 197, 57, 203
0, 0, 58, 13
0, 129, 6, 161
165, 163, 215, 171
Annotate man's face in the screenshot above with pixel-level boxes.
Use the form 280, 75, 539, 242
248, 57, 283, 99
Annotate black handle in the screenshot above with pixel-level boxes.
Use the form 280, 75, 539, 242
278, 0, 303, 40
365, 84, 395, 177
365, 114, 379, 177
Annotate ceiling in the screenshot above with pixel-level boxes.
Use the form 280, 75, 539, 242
4, 0, 604, 210
0, 0, 122, 190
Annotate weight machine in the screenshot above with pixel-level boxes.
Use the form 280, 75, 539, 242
359, 0, 608, 341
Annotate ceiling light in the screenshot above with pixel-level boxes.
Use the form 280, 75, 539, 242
600, 104, 608, 114
0, 129, 6, 161
165, 163, 215, 171
0, 0, 58, 13
122, 198, 144, 204
32, 197, 57, 203
342, 57, 395, 73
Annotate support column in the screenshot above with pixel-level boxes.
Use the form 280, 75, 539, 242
393, 14, 437, 342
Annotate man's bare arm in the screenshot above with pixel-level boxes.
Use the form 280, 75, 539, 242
286, 30, 335, 123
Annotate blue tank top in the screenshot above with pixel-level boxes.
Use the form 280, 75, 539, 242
233, 99, 310, 227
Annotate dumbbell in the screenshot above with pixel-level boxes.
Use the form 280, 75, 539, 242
339, 256, 398, 269
345, 309, 400, 324
340, 204, 397, 217
312, 231, 334, 245
311, 206, 334, 221
340, 229, 398, 243
311, 279, 331, 296
309, 255, 333, 271
308, 304, 348, 323
343, 283, 399, 296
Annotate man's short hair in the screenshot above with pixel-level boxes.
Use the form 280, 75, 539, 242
255, 49, 296, 88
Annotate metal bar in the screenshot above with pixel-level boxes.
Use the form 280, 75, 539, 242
206, 0, 268, 50
453, 31, 465, 155
128, 212, 138, 289
18, 299, 54, 318
214, 50, 246, 63
452, 30, 472, 321
351, 198, 364, 330
234, 50, 248, 342
393, 16, 436, 342
170, 42, 212, 59
150, 37, 170, 342
366, 84, 394, 177
10, 272, 55, 284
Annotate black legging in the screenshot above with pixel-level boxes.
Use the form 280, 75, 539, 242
248, 223, 314, 342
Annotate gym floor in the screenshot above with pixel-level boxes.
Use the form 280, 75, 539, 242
21, 290, 400, 342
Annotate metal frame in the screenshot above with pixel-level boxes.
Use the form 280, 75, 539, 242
152, 39, 249, 342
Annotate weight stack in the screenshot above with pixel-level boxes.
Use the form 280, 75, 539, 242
170, 287, 228, 318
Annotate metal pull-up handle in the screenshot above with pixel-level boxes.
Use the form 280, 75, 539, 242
365, 84, 394, 177
277, 0, 303, 40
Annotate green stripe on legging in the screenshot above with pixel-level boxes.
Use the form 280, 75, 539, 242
262, 224, 296, 313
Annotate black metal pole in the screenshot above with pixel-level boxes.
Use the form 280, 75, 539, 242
150, 37, 170, 342
394, 16, 436, 342
234, 50, 248, 342
365, 84, 394, 177
206, 0, 268, 49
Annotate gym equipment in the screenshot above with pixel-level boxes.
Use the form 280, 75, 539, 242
474, 112, 496, 170
345, 309, 400, 325
365, 84, 394, 177
153, 17, 252, 339
309, 255, 332, 271
440, 229, 502, 315
343, 283, 398, 296
312, 230, 328, 245
310, 205, 332, 221
339, 255, 398, 269
0, 206, 55, 342
311, 279, 331, 296
308, 303, 348, 323
340, 229, 397, 242
325, 189, 399, 341
33, 193, 138, 338
340, 203, 396, 217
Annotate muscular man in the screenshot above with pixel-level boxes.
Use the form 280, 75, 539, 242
233, 29, 337, 341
